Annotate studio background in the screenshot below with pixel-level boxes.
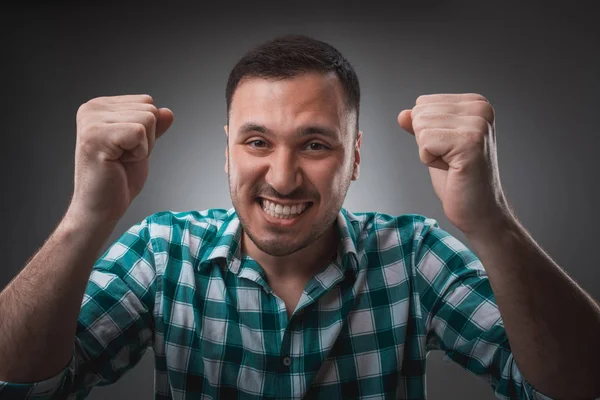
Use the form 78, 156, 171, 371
2, 1, 599, 399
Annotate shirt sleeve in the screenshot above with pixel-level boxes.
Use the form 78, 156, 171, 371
0, 217, 157, 399
412, 217, 554, 400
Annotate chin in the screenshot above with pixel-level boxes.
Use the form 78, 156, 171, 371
252, 237, 306, 257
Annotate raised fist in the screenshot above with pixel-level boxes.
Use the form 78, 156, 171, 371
69, 94, 174, 223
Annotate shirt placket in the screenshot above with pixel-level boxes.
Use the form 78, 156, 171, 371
236, 257, 293, 398
279, 257, 355, 399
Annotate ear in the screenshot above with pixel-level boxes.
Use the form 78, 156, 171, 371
224, 125, 229, 174
351, 130, 362, 181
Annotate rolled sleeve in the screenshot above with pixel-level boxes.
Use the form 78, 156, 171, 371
0, 356, 73, 399
414, 218, 556, 399
0, 217, 156, 399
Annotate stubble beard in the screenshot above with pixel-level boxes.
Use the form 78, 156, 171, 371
227, 156, 354, 258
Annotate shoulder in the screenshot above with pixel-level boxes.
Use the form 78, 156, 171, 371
141, 208, 234, 248
342, 209, 440, 251
344, 210, 480, 278
146, 208, 232, 230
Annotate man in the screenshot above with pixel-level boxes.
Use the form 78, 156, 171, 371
0, 34, 598, 400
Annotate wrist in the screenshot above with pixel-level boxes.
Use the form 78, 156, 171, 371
462, 208, 521, 244
60, 205, 120, 239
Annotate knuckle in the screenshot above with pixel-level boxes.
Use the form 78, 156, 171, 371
77, 123, 103, 151
77, 102, 88, 116
469, 93, 488, 102
411, 104, 425, 115
412, 113, 427, 129
475, 116, 490, 132
87, 96, 107, 105
147, 104, 158, 115
486, 104, 496, 122
469, 131, 487, 147
467, 116, 489, 133
133, 123, 147, 138
474, 101, 495, 123
416, 94, 430, 104
77, 138, 96, 157
76, 104, 88, 122
144, 111, 157, 126
81, 122, 103, 137
78, 98, 100, 113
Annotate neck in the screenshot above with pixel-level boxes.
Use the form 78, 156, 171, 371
242, 223, 340, 284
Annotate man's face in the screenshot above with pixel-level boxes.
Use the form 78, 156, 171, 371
225, 72, 362, 257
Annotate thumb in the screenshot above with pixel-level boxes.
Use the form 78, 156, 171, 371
397, 109, 415, 135
156, 108, 175, 139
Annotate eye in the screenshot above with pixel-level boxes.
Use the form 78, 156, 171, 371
306, 142, 329, 151
247, 139, 269, 149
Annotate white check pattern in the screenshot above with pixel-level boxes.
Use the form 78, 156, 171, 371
0, 208, 555, 399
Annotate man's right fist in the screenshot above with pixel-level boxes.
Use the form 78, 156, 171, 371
69, 95, 174, 224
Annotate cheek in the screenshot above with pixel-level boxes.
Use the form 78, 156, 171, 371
330, 159, 354, 194
229, 152, 263, 190
330, 170, 347, 193
307, 162, 347, 197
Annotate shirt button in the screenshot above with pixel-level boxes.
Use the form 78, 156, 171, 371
282, 356, 292, 367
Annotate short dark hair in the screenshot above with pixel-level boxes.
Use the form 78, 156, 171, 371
225, 34, 360, 137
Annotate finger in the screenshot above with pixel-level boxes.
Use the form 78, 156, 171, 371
155, 108, 174, 139
419, 148, 450, 171
106, 122, 149, 162
104, 105, 160, 153
415, 93, 488, 106
98, 94, 155, 104
416, 128, 459, 171
120, 150, 145, 163
102, 110, 156, 154
412, 101, 495, 124
397, 109, 415, 135
412, 114, 490, 134
102, 110, 157, 126
106, 102, 159, 114
102, 108, 171, 155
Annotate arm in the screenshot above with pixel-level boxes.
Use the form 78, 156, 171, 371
414, 218, 550, 399
464, 214, 600, 399
0, 211, 116, 382
0, 94, 173, 388
0, 216, 157, 399
398, 93, 600, 399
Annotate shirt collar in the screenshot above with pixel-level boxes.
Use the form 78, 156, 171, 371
198, 207, 360, 276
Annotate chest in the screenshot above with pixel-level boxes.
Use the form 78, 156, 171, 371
154, 278, 421, 399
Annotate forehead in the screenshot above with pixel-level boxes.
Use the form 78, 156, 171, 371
229, 72, 350, 131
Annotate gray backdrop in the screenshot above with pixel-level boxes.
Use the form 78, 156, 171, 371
2, 1, 599, 399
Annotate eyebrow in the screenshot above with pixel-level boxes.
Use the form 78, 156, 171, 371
237, 122, 339, 140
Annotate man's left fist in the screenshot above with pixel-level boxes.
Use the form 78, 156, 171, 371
397, 93, 512, 235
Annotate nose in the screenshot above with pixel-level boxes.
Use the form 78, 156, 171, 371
265, 148, 302, 196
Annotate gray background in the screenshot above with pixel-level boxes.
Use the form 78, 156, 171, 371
2, 1, 599, 399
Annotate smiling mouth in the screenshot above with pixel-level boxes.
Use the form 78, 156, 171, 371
258, 198, 313, 219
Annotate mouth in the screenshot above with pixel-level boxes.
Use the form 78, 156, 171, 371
257, 197, 313, 221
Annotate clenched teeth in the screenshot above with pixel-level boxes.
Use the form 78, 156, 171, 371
260, 199, 310, 219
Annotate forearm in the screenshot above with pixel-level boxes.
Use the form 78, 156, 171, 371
0, 209, 117, 382
465, 215, 600, 399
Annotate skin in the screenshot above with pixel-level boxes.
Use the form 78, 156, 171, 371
224, 72, 362, 313
0, 73, 598, 398
0, 95, 175, 382
398, 95, 506, 235
398, 95, 600, 398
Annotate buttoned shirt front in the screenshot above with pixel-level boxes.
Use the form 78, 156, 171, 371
0, 208, 552, 399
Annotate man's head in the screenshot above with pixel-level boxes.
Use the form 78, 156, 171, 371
224, 34, 362, 257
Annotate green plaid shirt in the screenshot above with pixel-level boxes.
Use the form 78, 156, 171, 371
1, 208, 553, 399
